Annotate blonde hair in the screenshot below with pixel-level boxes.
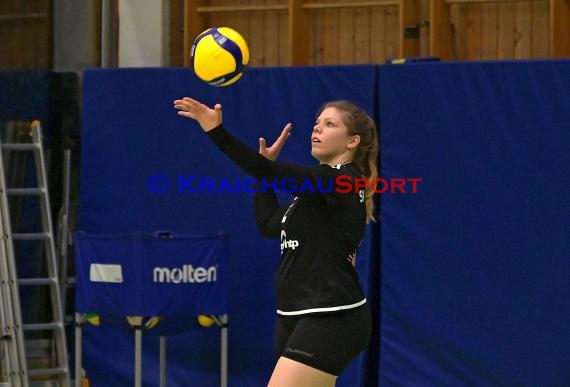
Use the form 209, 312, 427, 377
318, 100, 379, 222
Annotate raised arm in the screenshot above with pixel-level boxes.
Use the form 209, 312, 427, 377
173, 97, 353, 196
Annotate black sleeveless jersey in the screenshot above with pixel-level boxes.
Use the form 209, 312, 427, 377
207, 125, 367, 315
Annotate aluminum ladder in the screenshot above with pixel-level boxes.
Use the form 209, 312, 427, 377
0, 120, 70, 387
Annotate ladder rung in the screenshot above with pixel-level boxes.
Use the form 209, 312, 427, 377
23, 322, 63, 331
6, 187, 44, 196
18, 278, 56, 286
27, 367, 68, 377
12, 232, 50, 240
1, 143, 39, 151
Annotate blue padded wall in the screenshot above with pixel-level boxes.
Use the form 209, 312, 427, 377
379, 60, 570, 386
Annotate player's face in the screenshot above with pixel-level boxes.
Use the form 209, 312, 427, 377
311, 107, 354, 165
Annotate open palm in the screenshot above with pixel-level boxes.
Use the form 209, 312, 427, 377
258, 123, 292, 161
173, 97, 222, 132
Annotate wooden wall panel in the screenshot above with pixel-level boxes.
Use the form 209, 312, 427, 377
243, 0, 260, 67
321, 2, 340, 64
0, 0, 563, 71
354, 7, 371, 63
400, 0, 420, 58
278, 0, 289, 64
309, 3, 400, 65
446, 0, 550, 61
290, 0, 309, 65
207, 1, 232, 37
309, 9, 321, 64
0, 0, 51, 70
175, 0, 560, 67
170, 0, 185, 66
480, 3, 498, 60
497, 2, 516, 59
419, 0, 430, 56
338, 7, 354, 64
385, 5, 400, 59
176, 1, 403, 67
550, 0, 570, 57
264, 0, 282, 65
531, 0, 548, 58
450, 3, 464, 59
514, 1, 532, 58
370, 7, 387, 62
465, 4, 483, 59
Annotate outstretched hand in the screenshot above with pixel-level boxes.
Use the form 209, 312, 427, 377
173, 97, 222, 132
259, 123, 292, 161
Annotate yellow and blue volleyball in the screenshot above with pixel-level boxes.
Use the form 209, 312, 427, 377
190, 27, 250, 87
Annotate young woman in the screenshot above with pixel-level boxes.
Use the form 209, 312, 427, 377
173, 97, 378, 387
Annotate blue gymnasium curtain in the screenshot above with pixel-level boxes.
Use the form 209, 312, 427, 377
80, 65, 377, 387
379, 60, 570, 386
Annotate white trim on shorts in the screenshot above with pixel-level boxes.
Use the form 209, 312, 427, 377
276, 298, 367, 316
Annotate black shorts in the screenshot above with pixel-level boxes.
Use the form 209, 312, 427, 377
274, 304, 372, 376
